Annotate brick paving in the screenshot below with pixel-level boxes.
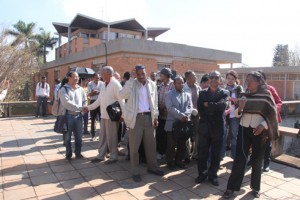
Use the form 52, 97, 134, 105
1, 116, 300, 200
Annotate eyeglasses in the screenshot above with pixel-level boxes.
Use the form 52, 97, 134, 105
209, 76, 220, 80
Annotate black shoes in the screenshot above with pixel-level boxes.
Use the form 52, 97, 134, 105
252, 190, 260, 198
75, 154, 84, 159
105, 159, 118, 165
132, 174, 141, 182
175, 161, 187, 169
66, 155, 72, 161
167, 162, 176, 170
223, 189, 234, 199
90, 158, 104, 163
148, 169, 164, 176
208, 177, 219, 186
195, 173, 208, 184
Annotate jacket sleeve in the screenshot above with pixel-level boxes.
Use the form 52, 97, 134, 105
115, 82, 125, 113
153, 81, 159, 119
269, 86, 282, 113
165, 91, 186, 120
88, 93, 101, 111
207, 90, 229, 112
197, 90, 205, 114
119, 78, 134, 100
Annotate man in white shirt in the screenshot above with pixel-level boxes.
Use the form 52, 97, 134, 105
35, 76, 50, 117
88, 66, 125, 164
87, 73, 103, 139
119, 65, 164, 182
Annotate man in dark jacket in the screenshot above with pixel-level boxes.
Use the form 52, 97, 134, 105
196, 71, 229, 186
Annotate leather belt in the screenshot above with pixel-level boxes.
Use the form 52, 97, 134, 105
138, 112, 151, 115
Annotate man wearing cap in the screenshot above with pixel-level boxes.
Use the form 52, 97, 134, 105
119, 64, 164, 182
196, 70, 229, 186
156, 67, 174, 159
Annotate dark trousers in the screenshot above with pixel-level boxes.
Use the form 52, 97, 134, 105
36, 96, 47, 117
263, 140, 271, 167
156, 118, 167, 155
227, 126, 267, 192
90, 100, 100, 137
166, 132, 187, 163
197, 118, 224, 179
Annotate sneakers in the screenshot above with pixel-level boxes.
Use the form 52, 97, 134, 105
252, 190, 260, 198
90, 158, 104, 163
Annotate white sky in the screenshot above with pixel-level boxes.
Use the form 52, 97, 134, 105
1, 0, 300, 67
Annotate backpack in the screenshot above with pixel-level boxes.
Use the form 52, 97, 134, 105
51, 86, 67, 116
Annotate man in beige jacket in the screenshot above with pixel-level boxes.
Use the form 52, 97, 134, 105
119, 65, 164, 182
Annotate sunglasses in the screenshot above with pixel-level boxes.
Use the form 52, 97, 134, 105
209, 76, 220, 80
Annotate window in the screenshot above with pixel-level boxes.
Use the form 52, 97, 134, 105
157, 63, 171, 71
288, 74, 298, 80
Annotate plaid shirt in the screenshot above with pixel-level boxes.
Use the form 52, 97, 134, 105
158, 79, 174, 119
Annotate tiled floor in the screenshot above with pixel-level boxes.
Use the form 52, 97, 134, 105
1, 116, 300, 200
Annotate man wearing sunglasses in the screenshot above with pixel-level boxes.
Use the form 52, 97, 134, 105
195, 70, 229, 187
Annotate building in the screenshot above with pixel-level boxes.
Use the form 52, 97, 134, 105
220, 66, 300, 100
37, 13, 241, 99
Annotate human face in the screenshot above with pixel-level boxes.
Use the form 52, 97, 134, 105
93, 74, 100, 83
41, 77, 46, 82
68, 72, 79, 85
136, 69, 147, 84
246, 75, 260, 93
101, 70, 111, 82
209, 75, 220, 88
200, 81, 210, 89
187, 73, 196, 85
160, 73, 167, 82
174, 77, 184, 92
226, 74, 236, 86
150, 72, 156, 81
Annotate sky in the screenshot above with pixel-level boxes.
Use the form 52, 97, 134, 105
1, 0, 300, 67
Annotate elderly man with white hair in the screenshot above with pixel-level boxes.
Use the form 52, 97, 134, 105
88, 66, 125, 164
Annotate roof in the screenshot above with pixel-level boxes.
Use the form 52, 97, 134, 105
220, 66, 300, 74
53, 13, 169, 39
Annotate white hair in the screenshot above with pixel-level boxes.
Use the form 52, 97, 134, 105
102, 66, 114, 76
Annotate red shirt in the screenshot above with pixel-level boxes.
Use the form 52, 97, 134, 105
268, 85, 282, 123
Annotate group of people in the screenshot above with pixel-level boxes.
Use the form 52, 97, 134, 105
49, 65, 279, 198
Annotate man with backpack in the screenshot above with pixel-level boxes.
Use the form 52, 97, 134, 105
35, 76, 50, 117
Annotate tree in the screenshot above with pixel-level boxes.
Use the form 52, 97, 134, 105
273, 44, 289, 67
288, 45, 300, 66
35, 28, 58, 63
0, 30, 39, 101
5, 20, 37, 48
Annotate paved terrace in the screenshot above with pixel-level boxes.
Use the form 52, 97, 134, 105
1, 116, 300, 200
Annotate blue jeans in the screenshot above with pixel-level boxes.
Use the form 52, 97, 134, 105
229, 118, 240, 159
65, 114, 83, 157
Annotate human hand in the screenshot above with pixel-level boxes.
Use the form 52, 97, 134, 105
82, 106, 89, 113
203, 102, 208, 107
253, 124, 265, 136
153, 118, 159, 128
238, 97, 247, 109
180, 116, 188, 122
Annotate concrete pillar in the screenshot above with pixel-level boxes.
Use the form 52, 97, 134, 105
58, 35, 62, 58
284, 73, 287, 100
68, 26, 71, 55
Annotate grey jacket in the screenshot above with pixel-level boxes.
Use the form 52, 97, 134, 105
164, 88, 193, 132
